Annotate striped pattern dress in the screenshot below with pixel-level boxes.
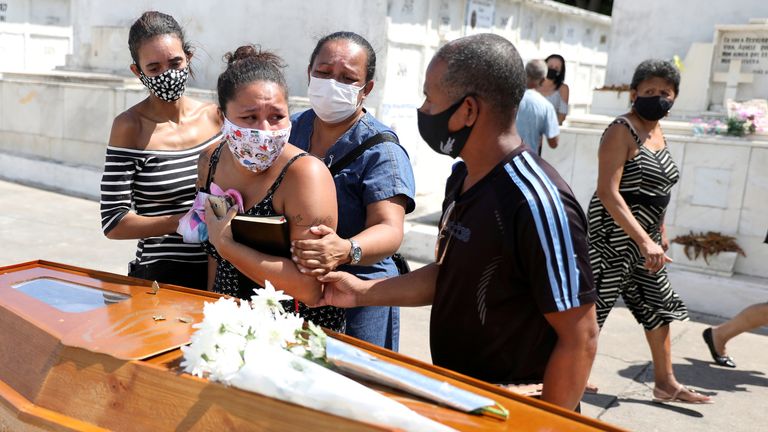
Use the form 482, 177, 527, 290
587, 117, 688, 330
100, 134, 221, 266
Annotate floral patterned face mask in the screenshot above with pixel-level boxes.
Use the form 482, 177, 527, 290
138, 67, 189, 102
222, 117, 290, 173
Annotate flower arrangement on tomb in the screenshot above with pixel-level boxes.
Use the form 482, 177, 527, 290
725, 105, 764, 137
180, 282, 507, 431
671, 231, 746, 264
693, 102, 767, 137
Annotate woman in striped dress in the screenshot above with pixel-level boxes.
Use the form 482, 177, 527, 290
100, 12, 221, 289
588, 59, 711, 403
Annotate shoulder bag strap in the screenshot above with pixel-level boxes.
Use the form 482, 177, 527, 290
204, 141, 227, 191
328, 132, 398, 176
326, 131, 411, 274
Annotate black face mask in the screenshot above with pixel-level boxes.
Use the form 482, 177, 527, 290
633, 95, 674, 121
417, 96, 474, 158
546, 68, 559, 80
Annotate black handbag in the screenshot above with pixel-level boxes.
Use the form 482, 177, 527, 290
391, 252, 411, 275
328, 132, 410, 275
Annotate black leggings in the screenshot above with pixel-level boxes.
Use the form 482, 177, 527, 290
128, 260, 208, 290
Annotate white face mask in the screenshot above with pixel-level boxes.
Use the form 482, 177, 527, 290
222, 117, 290, 173
308, 76, 364, 123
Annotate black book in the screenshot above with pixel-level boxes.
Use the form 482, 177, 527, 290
231, 215, 291, 258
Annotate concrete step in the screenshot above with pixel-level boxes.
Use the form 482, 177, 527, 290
0, 152, 101, 200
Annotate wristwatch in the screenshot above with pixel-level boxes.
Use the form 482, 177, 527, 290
348, 238, 362, 265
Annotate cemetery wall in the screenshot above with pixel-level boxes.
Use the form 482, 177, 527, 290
0, 71, 309, 199
547, 116, 768, 278
605, 0, 764, 87
380, 0, 610, 195
3, 0, 611, 199
0, 0, 73, 71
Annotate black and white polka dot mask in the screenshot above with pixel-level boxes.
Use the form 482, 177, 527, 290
138, 67, 189, 102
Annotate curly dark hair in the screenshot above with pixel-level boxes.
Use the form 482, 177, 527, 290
630, 59, 681, 96
217, 45, 288, 111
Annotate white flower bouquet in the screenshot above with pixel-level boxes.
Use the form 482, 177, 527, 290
180, 282, 457, 432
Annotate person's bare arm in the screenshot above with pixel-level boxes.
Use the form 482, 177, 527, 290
206, 257, 217, 291
541, 303, 599, 410
292, 196, 408, 275
595, 124, 670, 272
317, 263, 439, 308
103, 113, 184, 240
206, 155, 337, 305
556, 84, 570, 125
105, 211, 183, 239
547, 135, 559, 149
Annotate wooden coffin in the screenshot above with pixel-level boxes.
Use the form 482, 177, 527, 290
0, 260, 624, 431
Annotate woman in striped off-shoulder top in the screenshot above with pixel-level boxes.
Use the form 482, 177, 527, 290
100, 11, 221, 289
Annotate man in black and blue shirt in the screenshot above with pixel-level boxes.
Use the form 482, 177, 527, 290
318, 34, 598, 411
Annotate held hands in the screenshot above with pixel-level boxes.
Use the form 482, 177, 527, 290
291, 225, 350, 276
316, 271, 365, 308
640, 239, 673, 273
203, 199, 237, 250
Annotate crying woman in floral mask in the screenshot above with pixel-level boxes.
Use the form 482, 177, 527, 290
197, 45, 345, 332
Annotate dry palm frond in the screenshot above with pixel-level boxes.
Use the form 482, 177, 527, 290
671, 231, 746, 264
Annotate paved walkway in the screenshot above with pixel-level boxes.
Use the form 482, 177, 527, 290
1, 179, 767, 431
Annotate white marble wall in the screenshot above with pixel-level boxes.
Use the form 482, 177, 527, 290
605, 0, 765, 87
0, 71, 308, 170
1, 74, 145, 168
66, 0, 390, 107
544, 116, 768, 278
56, 0, 610, 199
379, 0, 611, 197
0, 22, 72, 72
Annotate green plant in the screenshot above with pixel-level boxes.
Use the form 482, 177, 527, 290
725, 116, 756, 137
671, 231, 746, 264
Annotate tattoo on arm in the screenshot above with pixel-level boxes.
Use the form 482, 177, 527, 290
289, 214, 334, 228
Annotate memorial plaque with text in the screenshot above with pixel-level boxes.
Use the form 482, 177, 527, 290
716, 31, 768, 74
711, 26, 768, 106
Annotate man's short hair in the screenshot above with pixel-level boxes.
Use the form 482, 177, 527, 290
434, 33, 525, 121
525, 59, 547, 82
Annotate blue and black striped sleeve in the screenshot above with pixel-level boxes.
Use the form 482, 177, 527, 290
506, 152, 595, 313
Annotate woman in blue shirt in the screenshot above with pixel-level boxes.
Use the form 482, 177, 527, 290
289, 32, 416, 351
